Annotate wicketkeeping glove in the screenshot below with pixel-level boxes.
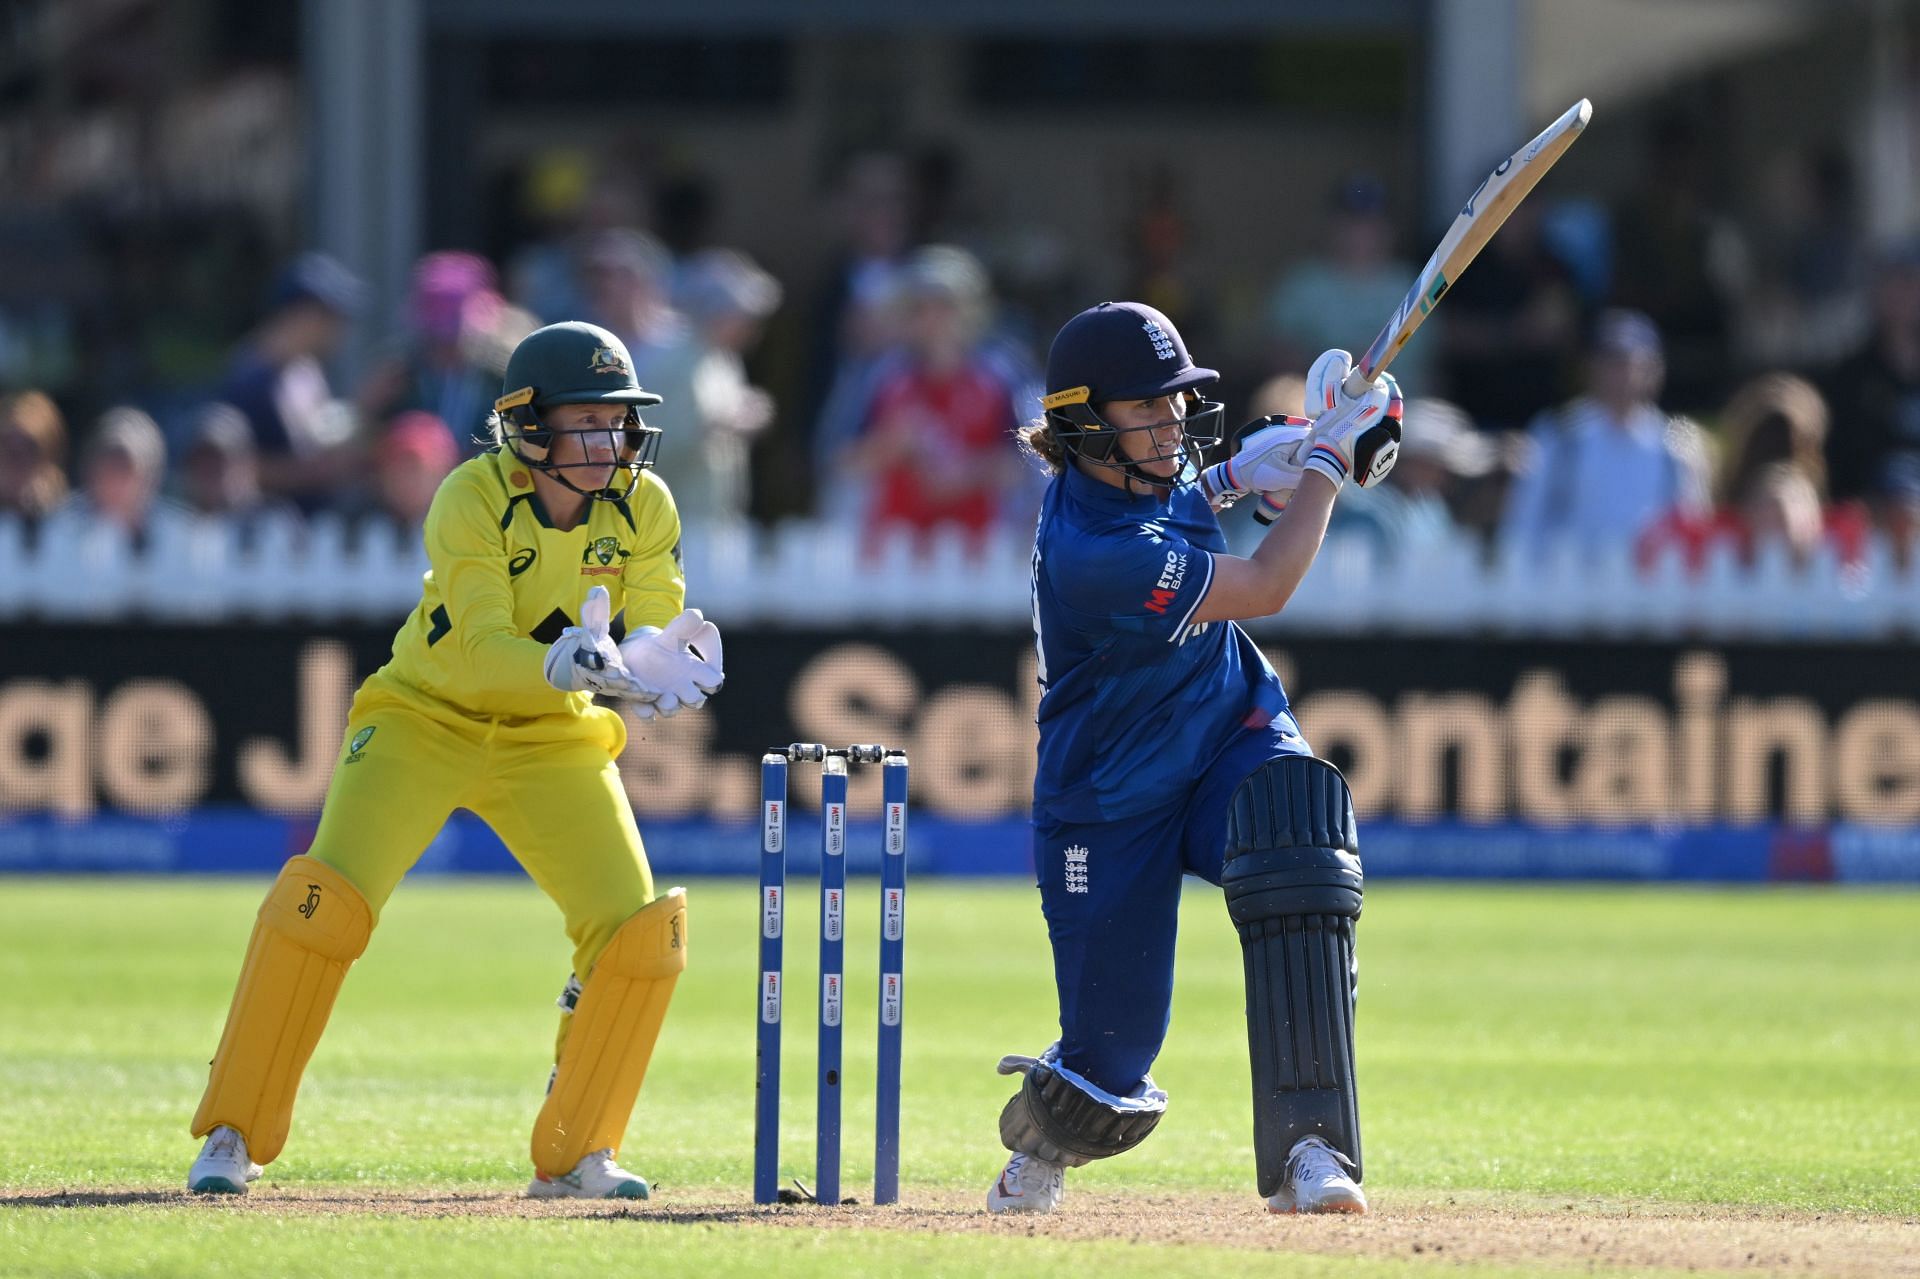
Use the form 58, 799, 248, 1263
1298, 348, 1403, 493
1196, 416, 1314, 508
543, 585, 655, 700
618, 609, 725, 720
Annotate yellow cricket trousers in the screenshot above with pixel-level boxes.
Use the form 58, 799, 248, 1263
308, 683, 654, 979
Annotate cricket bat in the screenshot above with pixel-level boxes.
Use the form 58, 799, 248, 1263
1343, 98, 1593, 398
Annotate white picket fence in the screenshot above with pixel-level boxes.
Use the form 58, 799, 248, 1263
3, 510, 1918, 638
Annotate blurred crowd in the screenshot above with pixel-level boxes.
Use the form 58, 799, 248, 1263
4, 115, 1919, 580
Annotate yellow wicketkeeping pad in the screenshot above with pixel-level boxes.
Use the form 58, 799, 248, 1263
190, 856, 374, 1164
531, 888, 688, 1176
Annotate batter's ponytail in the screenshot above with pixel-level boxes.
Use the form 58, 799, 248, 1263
1017, 416, 1068, 474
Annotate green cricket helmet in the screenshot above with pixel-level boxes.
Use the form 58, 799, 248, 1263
494, 321, 665, 500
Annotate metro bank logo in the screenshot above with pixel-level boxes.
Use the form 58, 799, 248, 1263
1142, 548, 1189, 614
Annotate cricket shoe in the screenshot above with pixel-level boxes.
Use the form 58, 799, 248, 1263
527, 1149, 651, 1200
1266, 1135, 1367, 1215
188, 1125, 263, 1195
985, 1152, 1066, 1214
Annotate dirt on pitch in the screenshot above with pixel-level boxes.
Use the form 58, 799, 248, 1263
8, 1185, 1918, 1277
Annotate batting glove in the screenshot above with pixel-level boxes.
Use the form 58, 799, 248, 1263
543, 585, 656, 701
619, 609, 725, 720
1196, 416, 1314, 508
1298, 348, 1403, 493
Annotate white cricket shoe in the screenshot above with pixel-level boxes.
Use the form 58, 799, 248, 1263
188, 1125, 263, 1195
1266, 1135, 1367, 1214
527, 1148, 651, 1200
985, 1152, 1066, 1214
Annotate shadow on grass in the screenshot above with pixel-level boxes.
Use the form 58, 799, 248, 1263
1, 1191, 188, 1208
0, 1188, 973, 1224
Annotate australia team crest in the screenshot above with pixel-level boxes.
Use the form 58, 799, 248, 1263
589, 345, 630, 376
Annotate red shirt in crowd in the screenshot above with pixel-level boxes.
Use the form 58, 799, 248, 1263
864, 364, 1015, 543
1637, 501, 1872, 573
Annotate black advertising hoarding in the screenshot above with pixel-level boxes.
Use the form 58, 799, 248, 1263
0, 624, 1916, 881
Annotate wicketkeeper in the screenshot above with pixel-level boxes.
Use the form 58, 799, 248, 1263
187, 321, 723, 1200
992, 301, 1401, 1215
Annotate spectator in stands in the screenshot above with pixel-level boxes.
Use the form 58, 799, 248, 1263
1741, 145, 1869, 370
1122, 164, 1216, 358
1822, 239, 1920, 524
0, 390, 69, 521
835, 245, 1028, 550
1499, 309, 1710, 561
1246, 373, 1307, 422
53, 407, 185, 543
1607, 113, 1747, 412
1263, 175, 1432, 393
579, 228, 751, 533
668, 247, 783, 528
581, 229, 680, 353
357, 251, 538, 455
177, 402, 301, 537
215, 252, 366, 509
366, 410, 461, 537
1436, 198, 1584, 432
800, 150, 915, 490
1643, 373, 1866, 571
1328, 397, 1494, 557
504, 151, 645, 325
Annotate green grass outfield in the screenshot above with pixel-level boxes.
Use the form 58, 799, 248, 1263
1, 876, 1916, 1278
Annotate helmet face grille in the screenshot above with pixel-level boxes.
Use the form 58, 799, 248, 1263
502, 405, 661, 503
1047, 390, 1224, 482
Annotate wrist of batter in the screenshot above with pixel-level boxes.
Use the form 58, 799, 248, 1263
1197, 459, 1245, 507
1301, 443, 1350, 492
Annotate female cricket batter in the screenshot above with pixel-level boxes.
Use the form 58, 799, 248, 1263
187, 321, 723, 1200
987, 302, 1402, 1216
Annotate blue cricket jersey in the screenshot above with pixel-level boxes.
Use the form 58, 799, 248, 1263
1029, 464, 1290, 823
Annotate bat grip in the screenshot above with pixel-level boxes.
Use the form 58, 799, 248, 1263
1340, 366, 1377, 398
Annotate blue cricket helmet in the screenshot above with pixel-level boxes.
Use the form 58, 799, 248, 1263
1040, 301, 1222, 480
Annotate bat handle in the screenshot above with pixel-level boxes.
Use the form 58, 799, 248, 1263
1340, 365, 1377, 399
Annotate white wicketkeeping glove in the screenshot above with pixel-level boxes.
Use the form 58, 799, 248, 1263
1196, 416, 1313, 508
618, 608, 725, 720
543, 585, 655, 700
1298, 348, 1403, 492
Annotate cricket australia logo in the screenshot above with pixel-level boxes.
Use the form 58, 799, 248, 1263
1063, 844, 1090, 894
1142, 320, 1176, 361
580, 535, 629, 577
344, 725, 375, 765
589, 344, 630, 376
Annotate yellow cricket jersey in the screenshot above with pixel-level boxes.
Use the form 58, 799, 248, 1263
363, 447, 685, 726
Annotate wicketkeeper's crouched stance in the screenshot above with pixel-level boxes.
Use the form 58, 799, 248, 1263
189, 322, 724, 1200
993, 302, 1396, 1214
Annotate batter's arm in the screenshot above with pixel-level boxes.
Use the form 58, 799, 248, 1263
1189, 471, 1339, 624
